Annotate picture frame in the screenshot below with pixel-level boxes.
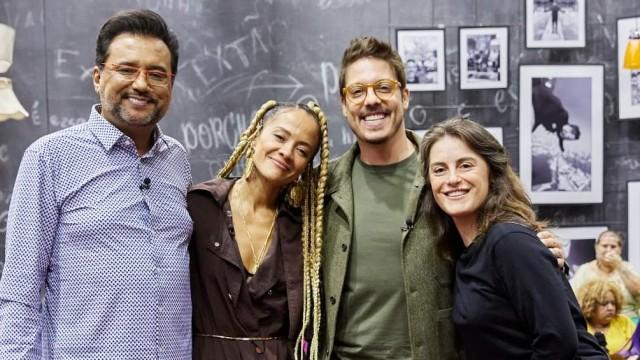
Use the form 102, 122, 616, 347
396, 28, 446, 92
617, 16, 640, 120
552, 225, 608, 277
628, 181, 640, 266
459, 26, 509, 90
525, 0, 586, 49
519, 65, 603, 204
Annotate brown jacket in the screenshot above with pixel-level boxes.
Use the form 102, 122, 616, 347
188, 178, 304, 359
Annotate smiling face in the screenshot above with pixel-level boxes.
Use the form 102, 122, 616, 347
341, 57, 410, 149
251, 108, 320, 189
428, 135, 490, 229
92, 33, 173, 134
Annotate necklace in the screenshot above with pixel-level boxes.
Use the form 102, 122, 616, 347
233, 183, 279, 274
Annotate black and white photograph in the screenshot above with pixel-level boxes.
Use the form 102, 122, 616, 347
617, 16, 640, 119
396, 28, 446, 92
554, 226, 608, 277
526, 0, 586, 48
519, 65, 603, 204
459, 26, 508, 89
628, 182, 640, 266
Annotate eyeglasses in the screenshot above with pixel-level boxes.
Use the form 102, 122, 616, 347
102, 63, 174, 87
342, 79, 401, 105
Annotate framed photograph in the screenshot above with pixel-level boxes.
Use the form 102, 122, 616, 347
459, 26, 508, 90
525, 0, 586, 48
629, 182, 640, 266
617, 16, 640, 120
553, 226, 608, 277
396, 28, 446, 92
519, 65, 603, 204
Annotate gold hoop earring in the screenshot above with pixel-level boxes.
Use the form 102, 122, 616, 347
286, 176, 305, 208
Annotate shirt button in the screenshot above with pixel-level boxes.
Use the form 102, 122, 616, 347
330, 296, 336, 305
341, 244, 348, 252
228, 293, 232, 300
267, 289, 273, 295
214, 242, 220, 247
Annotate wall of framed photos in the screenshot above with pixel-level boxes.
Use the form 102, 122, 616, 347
1, 0, 640, 267
394, 0, 640, 260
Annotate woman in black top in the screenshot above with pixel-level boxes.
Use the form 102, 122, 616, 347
420, 117, 607, 359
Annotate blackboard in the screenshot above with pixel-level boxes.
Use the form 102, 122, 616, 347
2, 0, 640, 273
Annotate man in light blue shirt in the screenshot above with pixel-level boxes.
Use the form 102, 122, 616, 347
0, 9, 193, 359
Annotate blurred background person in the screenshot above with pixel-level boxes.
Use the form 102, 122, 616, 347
486, 37, 500, 80
577, 279, 637, 359
419, 51, 438, 84
404, 59, 419, 84
572, 231, 640, 321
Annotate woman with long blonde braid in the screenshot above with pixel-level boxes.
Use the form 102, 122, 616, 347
188, 100, 329, 360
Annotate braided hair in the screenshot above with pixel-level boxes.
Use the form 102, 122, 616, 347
218, 100, 330, 360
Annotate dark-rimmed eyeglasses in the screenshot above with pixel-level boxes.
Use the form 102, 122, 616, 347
342, 79, 401, 105
101, 63, 174, 87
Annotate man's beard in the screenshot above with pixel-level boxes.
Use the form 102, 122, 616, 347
103, 91, 162, 127
112, 101, 161, 127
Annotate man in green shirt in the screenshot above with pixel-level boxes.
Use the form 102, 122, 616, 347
320, 36, 564, 360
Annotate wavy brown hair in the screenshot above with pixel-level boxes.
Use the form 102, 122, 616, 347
420, 117, 544, 260
577, 279, 624, 323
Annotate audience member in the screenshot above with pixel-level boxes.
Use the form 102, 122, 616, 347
572, 231, 640, 320
577, 279, 638, 359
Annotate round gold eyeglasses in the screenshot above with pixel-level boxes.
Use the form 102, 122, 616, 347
342, 79, 401, 105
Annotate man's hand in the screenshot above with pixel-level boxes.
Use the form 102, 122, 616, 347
538, 230, 565, 269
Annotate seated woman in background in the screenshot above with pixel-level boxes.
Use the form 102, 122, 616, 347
577, 279, 637, 359
420, 117, 608, 359
572, 231, 640, 320
188, 100, 329, 360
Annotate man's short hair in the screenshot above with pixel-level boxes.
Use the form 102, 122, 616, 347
95, 9, 179, 75
339, 36, 406, 101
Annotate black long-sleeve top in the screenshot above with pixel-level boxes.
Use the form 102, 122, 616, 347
453, 222, 608, 360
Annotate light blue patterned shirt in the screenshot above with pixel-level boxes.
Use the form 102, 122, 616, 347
0, 105, 193, 359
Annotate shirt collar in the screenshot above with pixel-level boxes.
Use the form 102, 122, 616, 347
88, 104, 167, 154
190, 177, 302, 223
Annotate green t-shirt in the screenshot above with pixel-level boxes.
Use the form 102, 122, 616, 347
333, 152, 417, 359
